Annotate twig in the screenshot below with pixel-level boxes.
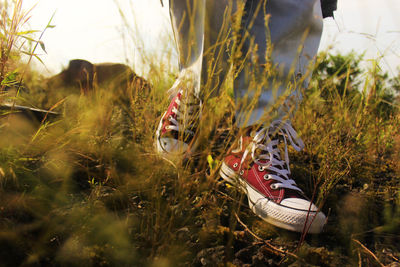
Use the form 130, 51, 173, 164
234, 212, 299, 260
215, 187, 248, 208
389, 253, 399, 262
352, 239, 385, 267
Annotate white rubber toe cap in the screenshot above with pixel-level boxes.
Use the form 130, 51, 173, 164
280, 198, 326, 234
155, 113, 190, 159
246, 184, 326, 234
156, 137, 189, 157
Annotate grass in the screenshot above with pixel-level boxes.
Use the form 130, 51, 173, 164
0, 0, 400, 266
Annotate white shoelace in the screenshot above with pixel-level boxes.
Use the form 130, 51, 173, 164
164, 90, 200, 137
242, 120, 305, 191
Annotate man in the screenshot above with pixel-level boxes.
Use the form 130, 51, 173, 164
155, 0, 337, 234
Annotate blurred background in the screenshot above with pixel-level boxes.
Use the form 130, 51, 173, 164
21, 0, 400, 78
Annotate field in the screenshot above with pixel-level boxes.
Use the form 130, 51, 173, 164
0, 1, 399, 266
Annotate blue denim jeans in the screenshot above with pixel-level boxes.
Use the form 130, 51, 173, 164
168, 0, 323, 127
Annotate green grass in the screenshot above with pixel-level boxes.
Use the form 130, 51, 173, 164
1, 1, 400, 266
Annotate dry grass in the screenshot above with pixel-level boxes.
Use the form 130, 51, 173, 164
0, 1, 399, 266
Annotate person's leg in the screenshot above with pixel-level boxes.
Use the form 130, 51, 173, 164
155, 0, 242, 157
155, 0, 206, 157
220, 0, 327, 233
168, 0, 205, 87
234, 0, 323, 126
155, 0, 327, 233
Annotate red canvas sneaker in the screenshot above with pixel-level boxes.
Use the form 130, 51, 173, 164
155, 88, 201, 158
220, 120, 326, 234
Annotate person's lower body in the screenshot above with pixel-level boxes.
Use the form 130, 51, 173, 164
155, 0, 326, 233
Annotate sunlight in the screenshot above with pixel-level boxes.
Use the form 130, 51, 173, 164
20, 0, 400, 77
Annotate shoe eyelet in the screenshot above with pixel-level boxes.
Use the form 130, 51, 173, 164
270, 184, 278, 190
239, 170, 244, 176
258, 165, 264, 172
233, 163, 238, 168
263, 174, 271, 180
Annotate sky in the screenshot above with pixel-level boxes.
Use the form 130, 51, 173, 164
21, 0, 400, 78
